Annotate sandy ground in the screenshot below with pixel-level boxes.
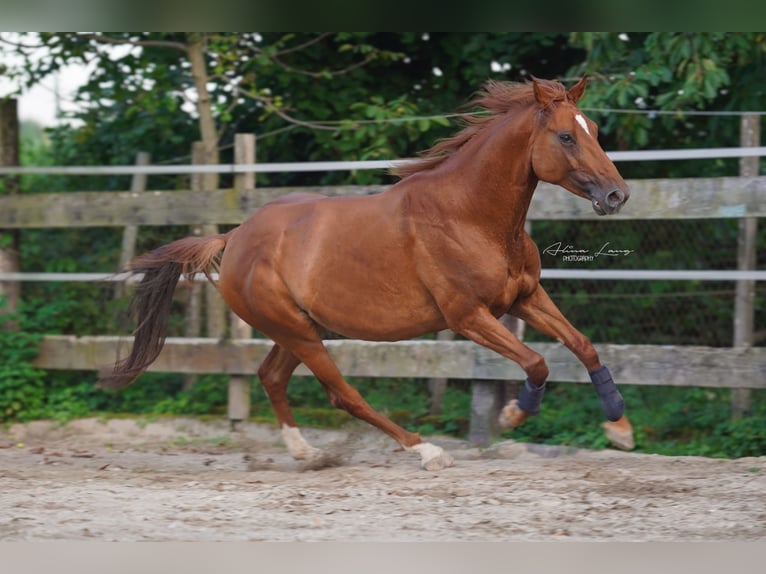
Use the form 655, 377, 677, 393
1, 417, 764, 541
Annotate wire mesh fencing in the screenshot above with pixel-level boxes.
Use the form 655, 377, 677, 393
529, 218, 764, 348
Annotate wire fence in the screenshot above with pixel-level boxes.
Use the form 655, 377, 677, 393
2, 146, 766, 176
530, 217, 764, 347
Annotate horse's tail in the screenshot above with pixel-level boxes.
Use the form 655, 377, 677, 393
99, 231, 232, 389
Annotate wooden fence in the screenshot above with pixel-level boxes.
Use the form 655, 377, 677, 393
3, 176, 766, 227
34, 336, 766, 389
2, 173, 765, 429
1, 131, 763, 442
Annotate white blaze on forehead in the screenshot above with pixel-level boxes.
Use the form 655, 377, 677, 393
575, 113, 591, 137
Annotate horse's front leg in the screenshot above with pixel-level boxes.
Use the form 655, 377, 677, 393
509, 285, 634, 450
447, 307, 551, 429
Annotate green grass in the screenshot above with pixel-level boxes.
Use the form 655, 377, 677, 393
11, 367, 766, 458
245, 378, 766, 458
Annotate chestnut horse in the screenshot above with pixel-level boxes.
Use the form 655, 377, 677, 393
102, 77, 633, 470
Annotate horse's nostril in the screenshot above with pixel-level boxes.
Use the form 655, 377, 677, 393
606, 189, 625, 206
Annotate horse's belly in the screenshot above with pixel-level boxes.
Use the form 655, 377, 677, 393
305, 284, 446, 341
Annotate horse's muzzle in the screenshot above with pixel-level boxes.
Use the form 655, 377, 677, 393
591, 187, 628, 216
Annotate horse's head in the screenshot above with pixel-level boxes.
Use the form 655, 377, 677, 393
530, 77, 629, 215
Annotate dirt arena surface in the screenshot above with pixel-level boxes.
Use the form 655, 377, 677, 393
1, 417, 764, 541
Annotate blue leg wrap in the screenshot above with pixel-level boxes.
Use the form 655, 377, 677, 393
589, 365, 624, 421
517, 379, 546, 416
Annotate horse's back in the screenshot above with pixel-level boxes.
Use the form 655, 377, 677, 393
265, 191, 326, 206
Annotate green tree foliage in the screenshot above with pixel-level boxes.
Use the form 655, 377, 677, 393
568, 32, 766, 177
3, 32, 581, 182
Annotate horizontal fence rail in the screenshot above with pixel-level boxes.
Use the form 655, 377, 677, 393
540, 269, 766, 281
3, 269, 766, 282
2, 177, 765, 230
34, 335, 766, 390
2, 146, 766, 176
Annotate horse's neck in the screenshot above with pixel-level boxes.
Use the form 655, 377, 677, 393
437, 112, 538, 238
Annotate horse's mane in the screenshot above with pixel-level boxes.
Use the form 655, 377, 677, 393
394, 79, 568, 179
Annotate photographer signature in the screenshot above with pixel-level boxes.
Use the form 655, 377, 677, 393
542, 241, 634, 259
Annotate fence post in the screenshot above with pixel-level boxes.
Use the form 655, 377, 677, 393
468, 314, 526, 446
427, 329, 453, 414
183, 143, 207, 390
227, 133, 256, 429
188, 141, 227, 346
732, 114, 760, 418
0, 99, 20, 329
114, 151, 150, 299
198, 141, 227, 341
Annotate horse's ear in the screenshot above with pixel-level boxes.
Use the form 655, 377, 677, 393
567, 76, 588, 103
532, 76, 558, 107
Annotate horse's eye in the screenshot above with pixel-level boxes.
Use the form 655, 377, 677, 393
559, 133, 575, 145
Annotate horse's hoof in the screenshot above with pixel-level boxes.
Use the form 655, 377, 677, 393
498, 399, 529, 429
408, 442, 454, 471
602, 415, 635, 450
281, 424, 323, 461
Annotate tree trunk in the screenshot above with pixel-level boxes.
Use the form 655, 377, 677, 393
186, 33, 219, 166
186, 34, 226, 341
114, 151, 151, 299
0, 99, 20, 328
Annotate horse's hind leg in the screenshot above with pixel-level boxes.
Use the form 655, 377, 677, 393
279, 335, 454, 471
257, 344, 323, 462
